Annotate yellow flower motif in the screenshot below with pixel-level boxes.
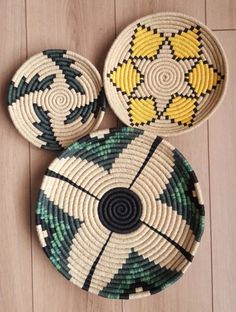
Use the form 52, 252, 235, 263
164, 96, 196, 125
169, 27, 201, 59
188, 60, 222, 96
108, 59, 143, 95
131, 25, 165, 59
129, 98, 157, 125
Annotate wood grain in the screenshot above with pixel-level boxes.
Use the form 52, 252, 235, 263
207, 0, 236, 30
0, 1, 33, 311
26, 0, 119, 311
115, 0, 205, 34
0, 1, 235, 311
209, 31, 236, 312
114, 1, 212, 311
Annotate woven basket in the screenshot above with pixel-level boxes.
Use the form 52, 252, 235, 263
8, 49, 105, 150
104, 12, 227, 136
36, 127, 204, 299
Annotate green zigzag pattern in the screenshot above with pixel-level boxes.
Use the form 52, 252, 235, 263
99, 250, 182, 299
60, 127, 144, 171
36, 190, 82, 279
159, 149, 205, 241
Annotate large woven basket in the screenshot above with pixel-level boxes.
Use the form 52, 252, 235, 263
8, 49, 105, 150
104, 12, 227, 136
36, 127, 204, 299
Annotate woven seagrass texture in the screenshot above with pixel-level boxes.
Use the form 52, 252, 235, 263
36, 127, 205, 299
8, 49, 105, 150
104, 12, 227, 136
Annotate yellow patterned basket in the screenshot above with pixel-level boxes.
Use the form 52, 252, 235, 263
104, 12, 228, 136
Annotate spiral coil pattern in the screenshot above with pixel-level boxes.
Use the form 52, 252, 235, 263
98, 187, 142, 233
8, 49, 105, 150
104, 12, 227, 136
36, 127, 205, 299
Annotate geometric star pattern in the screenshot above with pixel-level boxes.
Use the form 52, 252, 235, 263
105, 14, 226, 133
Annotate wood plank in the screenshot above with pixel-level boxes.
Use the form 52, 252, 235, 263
207, 0, 236, 30
26, 0, 120, 311
0, 1, 32, 311
115, 0, 205, 34
209, 31, 236, 312
114, 1, 213, 311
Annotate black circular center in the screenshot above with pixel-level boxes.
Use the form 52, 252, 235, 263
98, 187, 142, 234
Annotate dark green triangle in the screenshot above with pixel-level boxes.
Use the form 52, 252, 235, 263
159, 148, 204, 241
32, 104, 62, 150
99, 250, 182, 299
8, 73, 55, 105
43, 49, 85, 94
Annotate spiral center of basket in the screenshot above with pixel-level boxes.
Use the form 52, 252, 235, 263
41, 86, 77, 114
144, 58, 185, 98
98, 187, 142, 234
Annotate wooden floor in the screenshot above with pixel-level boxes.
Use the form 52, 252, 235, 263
0, 0, 235, 311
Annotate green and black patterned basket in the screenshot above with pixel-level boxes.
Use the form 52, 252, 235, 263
36, 127, 204, 299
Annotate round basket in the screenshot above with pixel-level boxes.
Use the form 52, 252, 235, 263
104, 12, 227, 136
8, 49, 105, 150
36, 127, 205, 299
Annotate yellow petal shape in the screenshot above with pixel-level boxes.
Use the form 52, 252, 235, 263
169, 28, 201, 59
131, 25, 165, 59
129, 98, 157, 125
188, 60, 221, 96
109, 59, 142, 95
164, 96, 196, 125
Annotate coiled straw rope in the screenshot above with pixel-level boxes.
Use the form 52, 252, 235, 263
8, 49, 105, 150
104, 12, 227, 136
36, 127, 205, 299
